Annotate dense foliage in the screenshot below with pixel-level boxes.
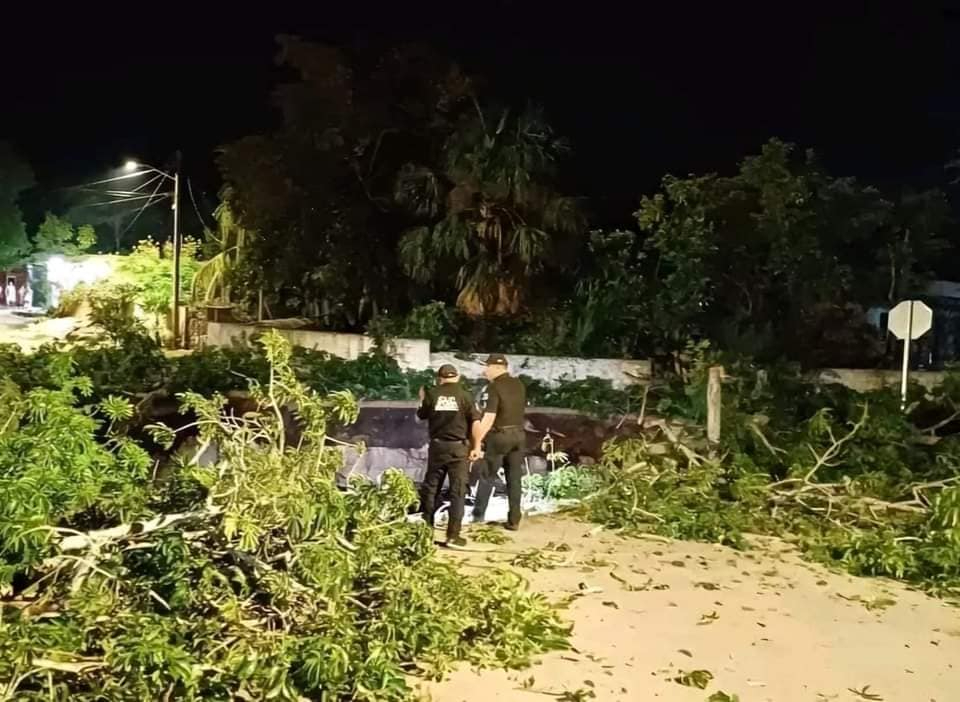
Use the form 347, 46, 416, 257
0, 142, 35, 268
218, 38, 585, 329
0, 332, 569, 700
395, 104, 585, 316
560, 358, 960, 596
34, 212, 96, 256
631, 141, 951, 366
208, 37, 959, 367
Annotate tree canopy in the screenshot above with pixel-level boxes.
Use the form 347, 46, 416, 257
631, 139, 951, 365
218, 37, 475, 327
396, 103, 585, 315
34, 212, 96, 256
0, 142, 35, 268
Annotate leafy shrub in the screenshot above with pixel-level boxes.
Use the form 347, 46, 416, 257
367, 301, 462, 352
87, 284, 143, 344
51, 284, 89, 318
524, 377, 645, 417
0, 358, 151, 586
523, 465, 602, 500
168, 345, 270, 396
115, 237, 200, 319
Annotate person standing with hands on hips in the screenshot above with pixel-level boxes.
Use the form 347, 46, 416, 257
470, 354, 527, 530
417, 364, 480, 548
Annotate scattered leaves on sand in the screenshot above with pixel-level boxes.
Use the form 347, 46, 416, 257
470, 524, 512, 544
556, 689, 596, 701
512, 546, 572, 571
698, 610, 720, 625
674, 669, 714, 689
708, 693, 740, 702
863, 597, 898, 612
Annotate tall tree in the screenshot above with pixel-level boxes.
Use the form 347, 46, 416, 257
633, 139, 951, 365
395, 104, 585, 315
33, 212, 96, 256
0, 143, 35, 268
218, 37, 472, 327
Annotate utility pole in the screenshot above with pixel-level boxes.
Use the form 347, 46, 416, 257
170, 151, 182, 349
88, 157, 184, 347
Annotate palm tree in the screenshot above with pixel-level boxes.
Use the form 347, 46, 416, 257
191, 190, 250, 305
396, 104, 584, 316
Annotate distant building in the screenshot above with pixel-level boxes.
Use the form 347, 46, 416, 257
0, 267, 29, 305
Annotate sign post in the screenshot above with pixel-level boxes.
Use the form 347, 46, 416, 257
887, 300, 933, 411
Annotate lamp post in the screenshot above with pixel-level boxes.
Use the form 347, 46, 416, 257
122, 158, 182, 348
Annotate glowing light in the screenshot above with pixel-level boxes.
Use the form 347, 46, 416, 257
124, 160, 139, 172
45, 255, 114, 298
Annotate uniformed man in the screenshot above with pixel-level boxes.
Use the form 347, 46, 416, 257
417, 364, 480, 547
469, 354, 527, 530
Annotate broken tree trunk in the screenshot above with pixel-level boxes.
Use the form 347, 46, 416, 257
707, 366, 724, 447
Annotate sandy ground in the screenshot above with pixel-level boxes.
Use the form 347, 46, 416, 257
0, 309, 77, 352
420, 514, 960, 702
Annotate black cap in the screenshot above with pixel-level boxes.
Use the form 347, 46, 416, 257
483, 353, 508, 366
437, 364, 459, 378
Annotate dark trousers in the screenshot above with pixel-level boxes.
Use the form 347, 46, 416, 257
472, 427, 525, 527
421, 440, 469, 540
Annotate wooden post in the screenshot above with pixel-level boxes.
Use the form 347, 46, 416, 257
707, 366, 724, 446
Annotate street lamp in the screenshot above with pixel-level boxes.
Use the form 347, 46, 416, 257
116, 157, 183, 348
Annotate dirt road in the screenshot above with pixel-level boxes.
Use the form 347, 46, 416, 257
422, 515, 959, 702
0, 309, 77, 351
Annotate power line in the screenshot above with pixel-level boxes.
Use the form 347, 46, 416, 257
187, 177, 212, 230
117, 176, 172, 241
62, 169, 167, 190
81, 193, 171, 208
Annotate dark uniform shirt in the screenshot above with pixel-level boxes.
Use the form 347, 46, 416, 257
417, 384, 479, 441
482, 374, 526, 429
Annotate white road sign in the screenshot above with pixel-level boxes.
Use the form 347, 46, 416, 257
887, 300, 932, 341
887, 300, 934, 411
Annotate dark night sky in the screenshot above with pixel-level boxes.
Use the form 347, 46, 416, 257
3, 2, 960, 227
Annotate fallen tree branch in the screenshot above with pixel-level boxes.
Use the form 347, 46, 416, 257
27, 508, 221, 555
803, 404, 869, 483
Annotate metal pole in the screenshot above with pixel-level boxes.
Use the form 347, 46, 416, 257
900, 301, 914, 411
171, 171, 181, 349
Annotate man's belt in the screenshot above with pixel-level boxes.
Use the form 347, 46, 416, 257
430, 438, 468, 445
491, 425, 523, 432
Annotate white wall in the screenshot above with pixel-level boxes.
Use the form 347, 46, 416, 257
205, 322, 651, 387
429, 351, 650, 389
818, 368, 946, 393
205, 322, 431, 370
203, 322, 954, 395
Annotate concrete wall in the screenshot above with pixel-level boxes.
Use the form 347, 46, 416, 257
205, 322, 431, 371
206, 321, 948, 396
329, 401, 644, 484
818, 368, 946, 393
429, 351, 650, 389
205, 321, 651, 387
